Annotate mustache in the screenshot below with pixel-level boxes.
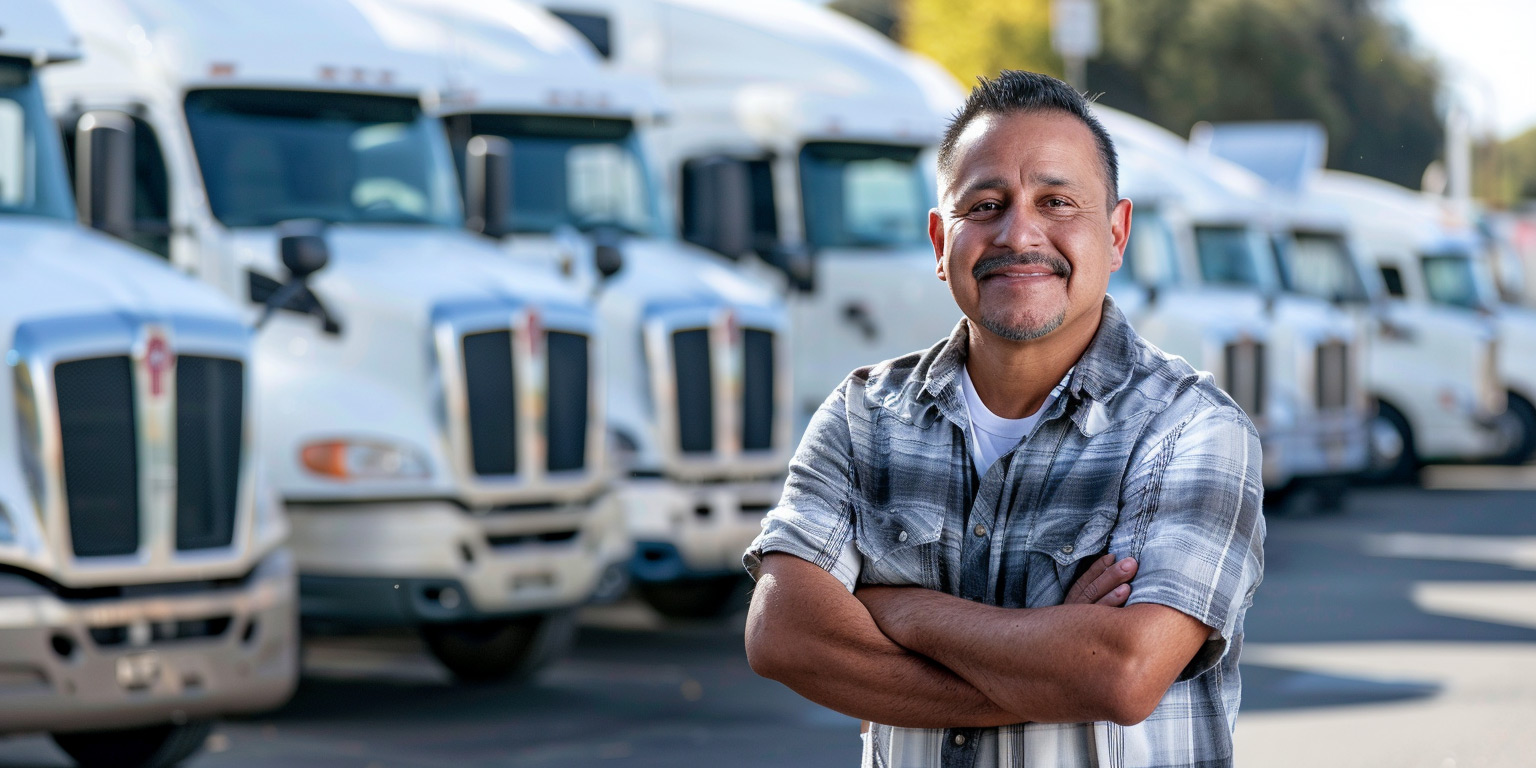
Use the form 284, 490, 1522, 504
972, 252, 1071, 282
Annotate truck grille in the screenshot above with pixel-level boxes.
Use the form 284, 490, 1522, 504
463, 330, 519, 476
174, 357, 243, 551
1223, 340, 1266, 418
664, 324, 778, 457
545, 331, 590, 473
1315, 340, 1350, 411
56, 357, 140, 558
459, 327, 592, 476
672, 329, 714, 454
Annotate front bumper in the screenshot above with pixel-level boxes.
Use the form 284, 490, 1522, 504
1260, 409, 1372, 488
618, 477, 784, 581
289, 494, 630, 625
0, 548, 298, 735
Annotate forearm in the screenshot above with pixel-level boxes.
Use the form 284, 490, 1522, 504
746, 554, 1023, 728
867, 590, 1201, 725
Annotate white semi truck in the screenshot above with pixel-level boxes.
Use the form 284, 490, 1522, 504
1098, 108, 1370, 502
353, 0, 794, 618
529, 0, 962, 434
1195, 123, 1512, 477
43, 0, 629, 682
1, 4, 296, 766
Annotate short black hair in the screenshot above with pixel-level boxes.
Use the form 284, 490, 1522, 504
937, 70, 1119, 208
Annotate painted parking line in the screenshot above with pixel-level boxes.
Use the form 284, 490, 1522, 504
1411, 581, 1536, 630
1420, 464, 1536, 490
1362, 532, 1536, 570
1237, 642, 1536, 768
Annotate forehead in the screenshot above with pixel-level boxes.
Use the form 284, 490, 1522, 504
942, 110, 1104, 195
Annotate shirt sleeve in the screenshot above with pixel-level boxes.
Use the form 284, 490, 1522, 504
743, 380, 862, 593
1118, 399, 1266, 681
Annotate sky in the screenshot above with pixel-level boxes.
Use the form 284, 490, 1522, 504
1391, 0, 1536, 139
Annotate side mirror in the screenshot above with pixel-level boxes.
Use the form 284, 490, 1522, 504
684, 157, 751, 259
464, 135, 513, 239
258, 219, 338, 333
278, 219, 331, 278
74, 111, 136, 239
763, 243, 815, 293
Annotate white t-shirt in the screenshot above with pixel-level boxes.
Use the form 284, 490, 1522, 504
959, 364, 1066, 477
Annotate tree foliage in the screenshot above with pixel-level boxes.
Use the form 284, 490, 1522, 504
893, 0, 1444, 189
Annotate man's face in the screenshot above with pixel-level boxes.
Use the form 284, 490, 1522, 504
930, 110, 1131, 344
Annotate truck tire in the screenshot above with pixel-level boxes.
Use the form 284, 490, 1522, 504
52, 720, 213, 768
1362, 402, 1418, 484
421, 611, 576, 684
1495, 393, 1536, 465
638, 575, 746, 620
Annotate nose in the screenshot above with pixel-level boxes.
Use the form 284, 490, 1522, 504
991, 203, 1049, 254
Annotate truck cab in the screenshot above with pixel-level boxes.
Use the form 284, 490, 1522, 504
1304, 171, 1508, 475
1, 4, 296, 765
355, 0, 793, 618
529, 0, 963, 434
43, 0, 628, 682
1099, 108, 1370, 499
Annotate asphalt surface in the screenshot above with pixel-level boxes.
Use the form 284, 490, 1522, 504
3, 478, 1535, 767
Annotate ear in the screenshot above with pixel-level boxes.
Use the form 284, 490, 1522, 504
929, 208, 947, 282
1108, 198, 1132, 273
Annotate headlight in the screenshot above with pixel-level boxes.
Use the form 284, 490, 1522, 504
300, 439, 431, 480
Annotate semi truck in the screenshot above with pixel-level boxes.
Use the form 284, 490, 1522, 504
529, 0, 963, 435
1099, 108, 1370, 503
43, 0, 628, 682
354, 0, 794, 617
1197, 123, 1513, 477
2, 4, 297, 766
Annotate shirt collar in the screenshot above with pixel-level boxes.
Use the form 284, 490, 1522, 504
918, 294, 1138, 412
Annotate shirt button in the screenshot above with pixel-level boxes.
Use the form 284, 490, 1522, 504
897, 530, 908, 543
974, 524, 987, 537
1061, 544, 1074, 555
953, 734, 967, 746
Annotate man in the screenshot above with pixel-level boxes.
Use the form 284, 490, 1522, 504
743, 70, 1265, 768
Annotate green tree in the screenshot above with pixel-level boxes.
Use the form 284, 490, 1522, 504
884, 0, 1444, 189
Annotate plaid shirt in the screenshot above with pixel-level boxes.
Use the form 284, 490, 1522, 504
746, 297, 1265, 768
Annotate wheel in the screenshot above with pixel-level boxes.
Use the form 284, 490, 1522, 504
1361, 402, 1417, 484
637, 575, 746, 620
420, 612, 576, 684
52, 721, 213, 768
1494, 393, 1536, 465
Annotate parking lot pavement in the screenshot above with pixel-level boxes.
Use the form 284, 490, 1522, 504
3, 483, 1535, 767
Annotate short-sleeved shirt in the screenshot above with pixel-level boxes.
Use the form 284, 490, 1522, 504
745, 296, 1266, 768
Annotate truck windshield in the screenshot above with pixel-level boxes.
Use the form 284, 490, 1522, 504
799, 142, 929, 250
1280, 232, 1369, 303
1421, 252, 1494, 311
1195, 226, 1275, 291
447, 114, 657, 236
1114, 208, 1180, 290
0, 60, 74, 221
183, 89, 461, 228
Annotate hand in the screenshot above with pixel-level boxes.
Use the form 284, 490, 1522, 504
1063, 553, 1138, 606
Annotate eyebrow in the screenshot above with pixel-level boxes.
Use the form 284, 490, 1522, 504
955, 172, 1082, 200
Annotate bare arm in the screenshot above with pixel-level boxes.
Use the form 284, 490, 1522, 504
858, 585, 1209, 726
746, 553, 1020, 728
747, 552, 1138, 728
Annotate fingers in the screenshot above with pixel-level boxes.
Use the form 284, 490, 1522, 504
1065, 554, 1138, 606
1064, 553, 1116, 604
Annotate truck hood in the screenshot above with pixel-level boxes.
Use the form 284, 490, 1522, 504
228, 224, 589, 316
0, 217, 240, 337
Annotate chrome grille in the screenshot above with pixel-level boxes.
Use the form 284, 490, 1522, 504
1223, 339, 1266, 418
672, 329, 715, 455
1314, 340, 1350, 412
174, 356, 243, 551
545, 331, 590, 473
55, 356, 140, 558
462, 330, 519, 476
742, 329, 776, 452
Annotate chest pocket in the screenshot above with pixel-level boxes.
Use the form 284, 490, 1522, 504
1025, 504, 1121, 599
855, 497, 944, 589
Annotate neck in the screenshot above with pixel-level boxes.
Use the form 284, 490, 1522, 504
965, 302, 1104, 420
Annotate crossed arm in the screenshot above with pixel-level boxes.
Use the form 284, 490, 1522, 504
745, 551, 1211, 728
